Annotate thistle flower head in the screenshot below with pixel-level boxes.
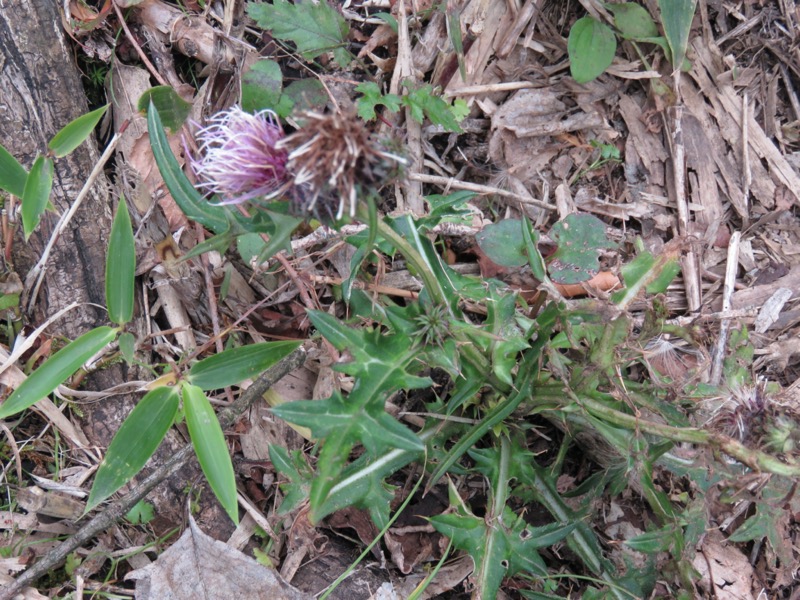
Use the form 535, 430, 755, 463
188, 106, 289, 205
277, 110, 406, 220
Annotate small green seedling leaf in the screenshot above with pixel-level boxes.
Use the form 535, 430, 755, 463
610, 245, 681, 308
118, 331, 136, 364
0, 326, 116, 419
0, 144, 28, 198
475, 219, 528, 267
402, 84, 463, 132
138, 87, 191, 132
106, 198, 136, 325
548, 213, 616, 285
147, 102, 229, 234
658, 0, 697, 68
21, 156, 54, 240
87, 386, 179, 511
567, 16, 617, 83
125, 500, 155, 525
374, 12, 398, 33
247, 0, 351, 67
355, 82, 402, 121
48, 105, 109, 158
188, 340, 301, 390
183, 384, 238, 523
609, 3, 659, 40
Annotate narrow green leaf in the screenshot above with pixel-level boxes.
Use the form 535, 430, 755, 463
21, 156, 54, 240
183, 233, 236, 262
86, 386, 179, 511
0, 326, 117, 419
567, 16, 617, 84
446, 9, 466, 82
48, 105, 109, 158
0, 144, 28, 197
522, 216, 547, 281
624, 526, 678, 553
138, 87, 191, 132
147, 103, 230, 234
658, 0, 697, 68
106, 198, 136, 325
183, 384, 238, 523
188, 341, 301, 390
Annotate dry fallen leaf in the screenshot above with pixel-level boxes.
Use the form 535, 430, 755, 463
126, 514, 311, 599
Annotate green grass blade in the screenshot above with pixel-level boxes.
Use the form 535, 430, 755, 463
21, 156, 54, 240
86, 386, 179, 511
183, 384, 238, 523
0, 326, 117, 419
106, 198, 136, 325
0, 144, 28, 197
188, 341, 301, 390
48, 105, 109, 158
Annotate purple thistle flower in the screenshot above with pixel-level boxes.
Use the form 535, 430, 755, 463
188, 106, 289, 205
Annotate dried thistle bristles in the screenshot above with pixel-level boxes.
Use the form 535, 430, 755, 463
278, 110, 406, 220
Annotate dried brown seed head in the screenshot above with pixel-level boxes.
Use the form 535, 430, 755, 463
278, 110, 405, 220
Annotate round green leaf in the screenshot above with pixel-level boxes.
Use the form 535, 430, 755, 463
106, 198, 136, 325
188, 340, 302, 390
48, 105, 109, 158
183, 384, 238, 523
138, 87, 191, 133
0, 326, 117, 419
475, 219, 527, 268
548, 214, 616, 285
86, 386, 179, 511
21, 156, 54, 240
609, 3, 659, 39
0, 144, 28, 198
567, 16, 617, 84
242, 59, 288, 115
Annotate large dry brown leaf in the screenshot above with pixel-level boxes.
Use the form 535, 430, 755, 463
127, 515, 311, 599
